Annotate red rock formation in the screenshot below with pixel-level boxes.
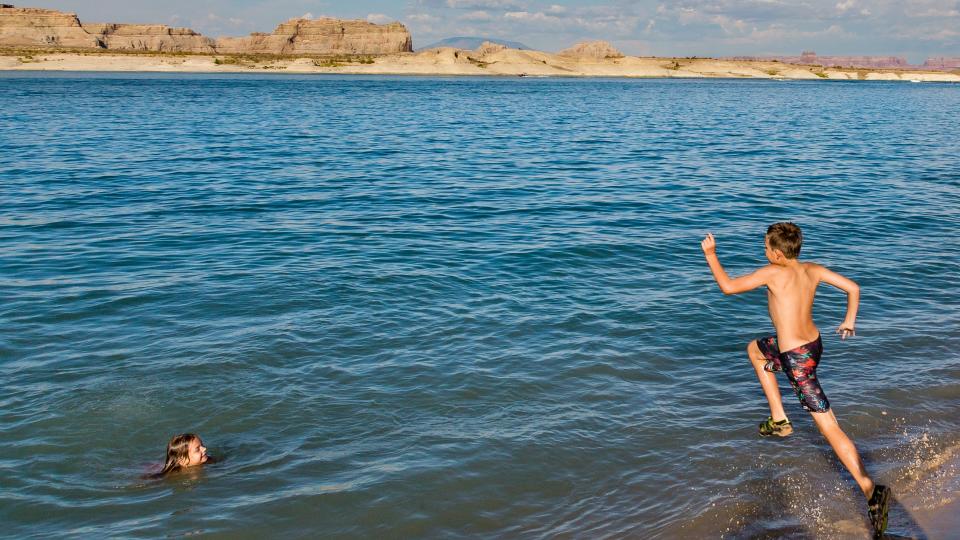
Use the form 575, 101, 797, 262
728, 51, 911, 69
215, 17, 412, 55
81, 23, 215, 53
1, 6, 413, 56
558, 40, 624, 59
474, 41, 507, 55
812, 55, 909, 69
0, 5, 213, 51
922, 57, 960, 70
0, 6, 101, 48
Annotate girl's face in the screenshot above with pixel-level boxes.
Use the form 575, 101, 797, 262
182, 439, 208, 467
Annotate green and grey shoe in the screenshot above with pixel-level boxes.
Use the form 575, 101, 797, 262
758, 416, 793, 437
868, 484, 891, 538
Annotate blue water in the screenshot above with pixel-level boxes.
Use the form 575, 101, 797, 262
1, 73, 959, 539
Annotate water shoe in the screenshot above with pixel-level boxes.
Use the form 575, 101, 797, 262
867, 484, 890, 538
758, 416, 793, 437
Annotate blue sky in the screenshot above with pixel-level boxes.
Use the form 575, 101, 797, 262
28, 1, 960, 62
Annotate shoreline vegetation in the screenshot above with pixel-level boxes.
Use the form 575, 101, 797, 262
3, 47, 960, 81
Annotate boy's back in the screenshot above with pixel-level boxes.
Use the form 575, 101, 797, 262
764, 261, 821, 351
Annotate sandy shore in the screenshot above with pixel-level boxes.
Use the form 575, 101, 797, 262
3, 48, 959, 81
889, 439, 960, 539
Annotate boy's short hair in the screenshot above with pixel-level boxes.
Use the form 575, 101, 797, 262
766, 222, 803, 259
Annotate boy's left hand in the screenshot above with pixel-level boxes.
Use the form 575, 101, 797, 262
837, 324, 855, 340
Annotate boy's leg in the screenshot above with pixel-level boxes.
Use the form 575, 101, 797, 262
747, 341, 788, 422
810, 409, 875, 497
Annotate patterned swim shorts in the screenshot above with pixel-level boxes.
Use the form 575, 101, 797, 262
756, 335, 830, 413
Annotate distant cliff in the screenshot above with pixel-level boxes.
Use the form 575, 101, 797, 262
0, 7, 215, 52
558, 41, 624, 59
1, 7, 97, 48
727, 51, 959, 71
215, 18, 412, 55
798, 51, 910, 69
82, 23, 215, 53
0, 5, 412, 55
922, 57, 960, 70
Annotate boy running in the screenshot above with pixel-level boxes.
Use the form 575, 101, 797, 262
700, 222, 890, 538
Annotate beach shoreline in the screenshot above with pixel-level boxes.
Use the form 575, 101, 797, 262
3, 49, 959, 81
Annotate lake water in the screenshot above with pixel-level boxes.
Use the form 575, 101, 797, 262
1, 73, 958, 539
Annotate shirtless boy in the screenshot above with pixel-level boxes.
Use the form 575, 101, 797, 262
701, 222, 890, 538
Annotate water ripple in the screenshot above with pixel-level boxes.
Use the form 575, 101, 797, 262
1, 74, 958, 538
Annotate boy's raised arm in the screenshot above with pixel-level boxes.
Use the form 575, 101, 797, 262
814, 264, 860, 340
700, 233, 771, 295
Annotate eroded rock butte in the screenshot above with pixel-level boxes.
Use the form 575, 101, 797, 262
0, 5, 412, 55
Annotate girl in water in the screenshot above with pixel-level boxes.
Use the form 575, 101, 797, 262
151, 433, 209, 478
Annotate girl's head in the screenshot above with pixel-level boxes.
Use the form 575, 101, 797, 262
158, 433, 208, 476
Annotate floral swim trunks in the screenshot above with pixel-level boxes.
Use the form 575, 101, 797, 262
756, 335, 830, 413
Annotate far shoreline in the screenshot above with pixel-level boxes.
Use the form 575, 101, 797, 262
6, 69, 960, 84
3, 49, 959, 82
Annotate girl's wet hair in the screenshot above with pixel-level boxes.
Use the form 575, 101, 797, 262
156, 433, 201, 477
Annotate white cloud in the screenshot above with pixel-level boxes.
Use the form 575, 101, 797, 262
500, 8, 642, 37
366, 13, 394, 24
615, 39, 653, 56
713, 15, 749, 34
728, 23, 849, 44
836, 0, 857, 14
678, 7, 699, 24
504, 10, 549, 22
460, 10, 494, 21
446, 0, 526, 9
900, 0, 960, 18
407, 13, 441, 23
893, 25, 960, 41
908, 8, 960, 17
404, 12, 442, 36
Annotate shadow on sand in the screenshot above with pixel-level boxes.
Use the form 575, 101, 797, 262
826, 445, 930, 540
880, 494, 928, 539
715, 441, 931, 539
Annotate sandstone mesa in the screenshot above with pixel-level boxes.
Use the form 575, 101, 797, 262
0, 5, 412, 54
558, 41, 624, 60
